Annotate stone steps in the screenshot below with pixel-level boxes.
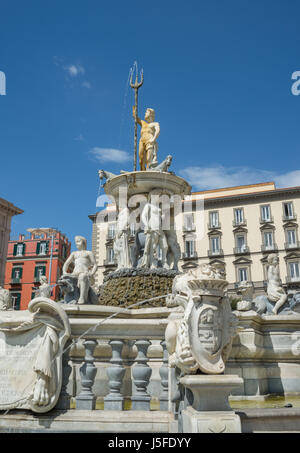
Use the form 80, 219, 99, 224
0, 410, 173, 433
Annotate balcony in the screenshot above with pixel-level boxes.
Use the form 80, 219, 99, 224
183, 224, 196, 233
234, 246, 250, 255
106, 233, 116, 242
283, 214, 297, 222
232, 219, 247, 227
260, 216, 274, 224
208, 249, 224, 257
286, 276, 300, 284
208, 222, 221, 230
104, 259, 117, 266
182, 251, 198, 260
261, 243, 278, 252
285, 241, 300, 250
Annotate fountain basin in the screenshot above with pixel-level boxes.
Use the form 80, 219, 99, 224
98, 268, 179, 308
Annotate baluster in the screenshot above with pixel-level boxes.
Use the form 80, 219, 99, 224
104, 340, 126, 410
159, 340, 169, 411
131, 339, 152, 411
56, 339, 73, 410
76, 339, 98, 410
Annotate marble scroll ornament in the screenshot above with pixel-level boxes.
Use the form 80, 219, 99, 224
165, 265, 238, 375
0, 297, 71, 413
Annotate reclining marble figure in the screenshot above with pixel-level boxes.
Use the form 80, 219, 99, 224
0, 297, 70, 412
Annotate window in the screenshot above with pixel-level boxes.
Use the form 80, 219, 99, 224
11, 293, 21, 310
185, 239, 195, 257
107, 247, 114, 263
107, 223, 116, 239
284, 202, 294, 219
289, 262, 300, 281
234, 208, 244, 225
211, 236, 220, 254
287, 229, 297, 246
34, 265, 46, 281
14, 243, 25, 256
238, 267, 248, 282
11, 267, 22, 280
264, 232, 274, 249
36, 241, 48, 255
209, 211, 219, 228
184, 214, 194, 231
261, 205, 271, 221
236, 234, 246, 252
40, 242, 47, 255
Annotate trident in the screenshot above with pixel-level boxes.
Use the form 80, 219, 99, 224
130, 65, 144, 171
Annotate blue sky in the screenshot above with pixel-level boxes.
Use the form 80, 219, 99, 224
1, 0, 300, 249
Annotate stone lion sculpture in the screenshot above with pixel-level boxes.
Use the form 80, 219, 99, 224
57, 274, 99, 305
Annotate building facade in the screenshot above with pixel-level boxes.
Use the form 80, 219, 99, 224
0, 197, 23, 286
89, 182, 300, 296
4, 228, 71, 310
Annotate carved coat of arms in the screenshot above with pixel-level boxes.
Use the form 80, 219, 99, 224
166, 265, 237, 375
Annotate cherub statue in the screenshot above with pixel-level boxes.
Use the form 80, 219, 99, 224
62, 236, 97, 305
133, 106, 160, 171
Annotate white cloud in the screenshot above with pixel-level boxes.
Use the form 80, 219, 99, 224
65, 64, 85, 77
179, 165, 300, 191
90, 147, 131, 164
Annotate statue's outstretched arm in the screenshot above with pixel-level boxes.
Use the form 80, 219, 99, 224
132, 106, 142, 125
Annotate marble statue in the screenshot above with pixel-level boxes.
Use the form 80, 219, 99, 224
98, 169, 117, 182
148, 155, 172, 173
0, 297, 70, 412
139, 192, 168, 269
113, 207, 131, 269
0, 286, 13, 310
35, 275, 52, 299
165, 228, 181, 271
133, 106, 160, 171
266, 254, 288, 315
236, 281, 254, 311
165, 264, 237, 375
62, 236, 97, 305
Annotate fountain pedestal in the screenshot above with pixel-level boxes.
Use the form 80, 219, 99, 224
180, 375, 243, 433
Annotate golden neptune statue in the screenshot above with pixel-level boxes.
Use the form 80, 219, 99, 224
132, 106, 160, 171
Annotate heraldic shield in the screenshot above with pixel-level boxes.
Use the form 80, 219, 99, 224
188, 297, 235, 375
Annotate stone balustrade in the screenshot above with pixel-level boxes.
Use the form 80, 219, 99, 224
56, 305, 177, 411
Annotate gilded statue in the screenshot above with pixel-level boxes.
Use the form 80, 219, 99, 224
132, 106, 160, 171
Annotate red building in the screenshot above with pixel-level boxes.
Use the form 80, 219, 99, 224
4, 228, 71, 310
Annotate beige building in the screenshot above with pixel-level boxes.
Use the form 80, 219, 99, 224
0, 197, 23, 286
89, 181, 300, 295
